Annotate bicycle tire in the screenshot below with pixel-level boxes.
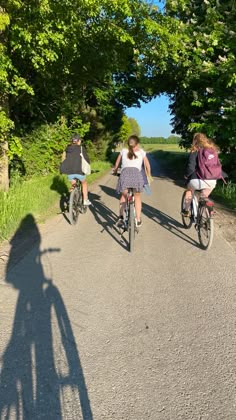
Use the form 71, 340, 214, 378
181, 190, 193, 229
129, 202, 135, 253
197, 205, 214, 250
69, 188, 80, 225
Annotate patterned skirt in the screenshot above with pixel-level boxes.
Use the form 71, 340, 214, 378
116, 167, 144, 193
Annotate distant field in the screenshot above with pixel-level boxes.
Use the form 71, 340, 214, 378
142, 143, 183, 152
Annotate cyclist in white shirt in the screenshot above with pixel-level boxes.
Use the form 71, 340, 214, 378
113, 135, 151, 227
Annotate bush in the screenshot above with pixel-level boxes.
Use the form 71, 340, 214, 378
20, 118, 90, 177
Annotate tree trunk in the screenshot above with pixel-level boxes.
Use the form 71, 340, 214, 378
0, 140, 9, 191
0, 7, 9, 191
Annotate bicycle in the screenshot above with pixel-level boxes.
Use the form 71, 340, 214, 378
181, 190, 215, 250
69, 179, 87, 225
115, 186, 139, 253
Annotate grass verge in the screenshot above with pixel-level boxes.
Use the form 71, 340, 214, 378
0, 160, 111, 243
143, 143, 183, 153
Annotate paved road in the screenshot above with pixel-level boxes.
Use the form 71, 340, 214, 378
0, 158, 236, 420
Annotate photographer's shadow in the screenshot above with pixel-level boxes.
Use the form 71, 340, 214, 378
0, 214, 93, 419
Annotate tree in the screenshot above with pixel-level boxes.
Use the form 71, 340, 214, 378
164, 0, 236, 152
119, 115, 133, 146
0, 6, 11, 191
128, 118, 141, 136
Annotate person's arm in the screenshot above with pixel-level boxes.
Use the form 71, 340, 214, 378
113, 153, 122, 173
143, 155, 151, 177
185, 151, 197, 179
82, 146, 90, 164
61, 151, 66, 161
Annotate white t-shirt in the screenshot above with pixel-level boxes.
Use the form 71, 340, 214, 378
120, 148, 146, 171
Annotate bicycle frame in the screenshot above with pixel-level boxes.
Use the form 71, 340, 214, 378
192, 192, 214, 224
191, 192, 199, 223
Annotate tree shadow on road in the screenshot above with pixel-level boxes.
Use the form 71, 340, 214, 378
89, 192, 128, 250
0, 214, 93, 419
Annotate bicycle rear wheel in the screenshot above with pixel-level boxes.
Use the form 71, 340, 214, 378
181, 190, 193, 229
129, 202, 135, 253
197, 205, 214, 250
69, 188, 80, 225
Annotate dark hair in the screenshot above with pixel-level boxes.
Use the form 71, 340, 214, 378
127, 135, 140, 160
71, 133, 81, 142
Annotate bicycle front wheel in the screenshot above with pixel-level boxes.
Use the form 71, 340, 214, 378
181, 190, 193, 229
69, 188, 80, 225
197, 206, 214, 250
129, 202, 135, 253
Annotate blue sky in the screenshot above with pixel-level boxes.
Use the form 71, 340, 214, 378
126, 1, 170, 138
126, 95, 173, 138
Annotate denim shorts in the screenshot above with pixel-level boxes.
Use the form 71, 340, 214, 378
67, 174, 86, 181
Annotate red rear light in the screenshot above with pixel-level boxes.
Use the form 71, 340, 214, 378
206, 201, 214, 207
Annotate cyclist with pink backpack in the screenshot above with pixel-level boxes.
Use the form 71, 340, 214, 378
182, 133, 224, 216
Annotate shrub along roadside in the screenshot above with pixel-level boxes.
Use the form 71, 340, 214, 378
0, 160, 111, 243
153, 150, 236, 211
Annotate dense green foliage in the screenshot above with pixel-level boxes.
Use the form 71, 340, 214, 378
1, 0, 236, 187
1, 0, 176, 185
164, 0, 236, 152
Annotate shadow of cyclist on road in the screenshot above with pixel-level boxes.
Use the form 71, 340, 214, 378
0, 214, 93, 419
89, 192, 128, 250
142, 202, 199, 248
51, 175, 70, 224
99, 184, 199, 248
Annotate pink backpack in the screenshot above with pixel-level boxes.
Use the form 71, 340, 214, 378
197, 148, 222, 180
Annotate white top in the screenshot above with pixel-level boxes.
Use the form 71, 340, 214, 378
120, 148, 146, 171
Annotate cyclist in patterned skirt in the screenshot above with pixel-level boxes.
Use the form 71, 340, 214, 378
113, 135, 151, 228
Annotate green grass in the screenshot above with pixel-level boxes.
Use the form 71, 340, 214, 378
0, 160, 111, 242
212, 181, 236, 210
142, 143, 183, 153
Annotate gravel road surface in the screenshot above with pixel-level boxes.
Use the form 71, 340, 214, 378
0, 157, 236, 420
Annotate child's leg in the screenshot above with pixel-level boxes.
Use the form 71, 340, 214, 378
81, 180, 88, 200
70, 179, 76, 191
134, 192, 142, 221
200, 188, 211, 199
184, 189, 193, 211
119, 191, 127, 217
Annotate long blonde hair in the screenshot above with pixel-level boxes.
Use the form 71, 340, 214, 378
191, 133, 219, 153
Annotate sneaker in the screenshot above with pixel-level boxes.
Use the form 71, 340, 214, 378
135, 219, 142, 228
181, 210, 190, 217
84, 199, 91, 206
116, 216, 124, 228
